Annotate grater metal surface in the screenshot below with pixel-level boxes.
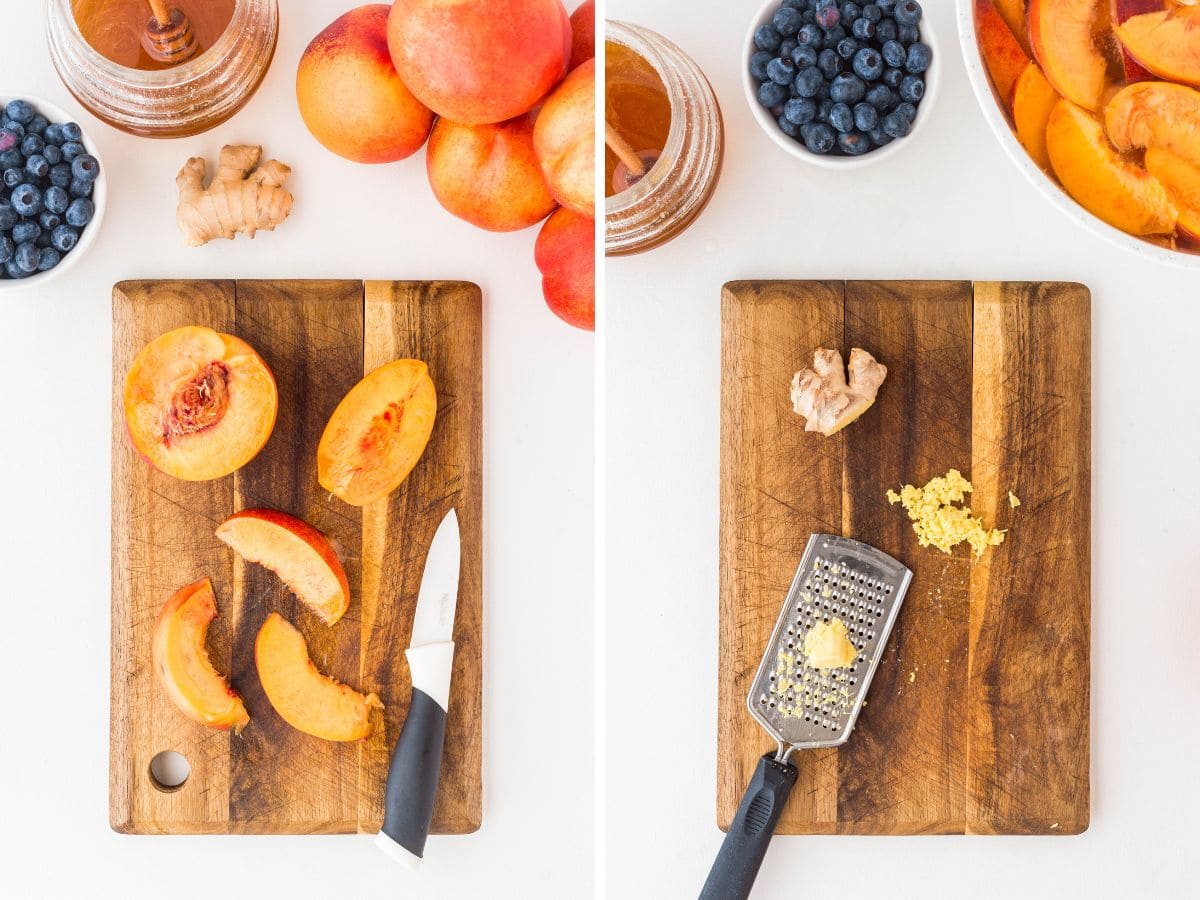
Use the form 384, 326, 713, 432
748, 534, 912, 760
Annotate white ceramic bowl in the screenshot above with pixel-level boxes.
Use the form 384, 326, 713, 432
743, 0, 942, 169
0, 94, 106, 290
955, 1, 1200, 270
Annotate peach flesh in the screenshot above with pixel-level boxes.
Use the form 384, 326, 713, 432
1013, 63, 1059, 170
1028, 0, 1108, 111
1104, 82, 1200, 165
975, 0, 1029, 109
1145, 148, 1200, 241
1116, 8, 1200, 88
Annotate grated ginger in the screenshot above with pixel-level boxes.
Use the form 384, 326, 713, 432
886, 469, 1005, 558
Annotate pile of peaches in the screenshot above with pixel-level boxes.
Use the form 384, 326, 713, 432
296, 0, 595, 328
975, 0, 1200, 251
127, 325, 437, 741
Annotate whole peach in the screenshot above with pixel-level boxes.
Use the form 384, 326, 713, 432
387, 0, 571, 125
534, 58, 595, 217
569, 0, 595, 69
534, 208, 594, 331
426, 113, 557, 232
297, 5, 433, 163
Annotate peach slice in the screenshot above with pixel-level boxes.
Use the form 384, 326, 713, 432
152, 578, 249, 733
1145, 147, 1200, 241
1112, 0, 1166, 84
994, 0, 1032, 55
975, 0, 1030, 110
1046, 99, 1178, 235
216, 509, 350, 625
1029, 0, 1108, 111
124, 326, 277, 481
1013, 63, 1060, 170
317, 359, 437, 506
1116, 6, 1200, 87
255, 612, 381, 741
1104, 82, 1200, 164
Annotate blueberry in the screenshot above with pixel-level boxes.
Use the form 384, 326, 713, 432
862, 3, 883, 22
39, 210, 61, 231
69, 178, 94, 199
866, 83, 893, 109
51, 224, 79, 253
793, 66, 825, 98
851, 18, 875, 40
4, 100, 35, 125
829, 102, 855, 133
43, 123, 63, 146
780, 37, 799, 57
27, 115, 48, 136
44, 185, 69, 215
768, 57, 797, 85
815, 0, 840, 29
14, 241, 39, 273
877, 0, 899, 9
906, 42, 932, 74
894, 100, 918, 121
3, 121, 25, 138
838, 131, 872, 155
797, 22, 824, 47
0, 149, 21, 170
0, 205, 15, 231
853, 101, 879, 131
777, 115, 801, 138
61, 122, 83, 142
0, 129, 17, 153
750, 50, 772, 80
774, 7, 804, 35
881, 39, 906, 68
837, 37, 859, 59
759, 80, 789, 108
830, 73, 866, 103
894, 0, 922, 26
853, 47, 884, 80
881, 110, 912, 138
42, 144, 62, 166
898, 74, 925, 102
876, 18, 898, 42
12, 220, 39, 244
792, 44, 818, 67
24, 154, 49, 180
2, 168, 22, 189
0, 236, 11, 264
49, 163, 72, 188
11, 184, 43, 216
817, 48, 841, 79
823, 25, 847, 44
801, 122, 837, 153
21, 133, 44, 157
5, 258, 32, 279
62, 141, 85, 161
782, 0, 808, 8
66, 197, 94, 227
882, 66, 905, 88
755, 25, 783, 52
784, 97, 818, 125
868, 126, 895, 147
842, 2, 862, 22
37, 247, 61, 271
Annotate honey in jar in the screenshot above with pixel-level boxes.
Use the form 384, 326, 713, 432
605, 40, 672, 197
71, 0, 236, 70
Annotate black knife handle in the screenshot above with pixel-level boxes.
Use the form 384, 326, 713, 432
699, 753, 798, 900
377, 687, 448, 867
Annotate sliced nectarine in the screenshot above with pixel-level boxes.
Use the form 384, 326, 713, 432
216, 509, 350, 625
255, 612, 381, 741
975, 0, 1030, 109
1013, 63, 1060, 170
317, 359, 437, 506
1047, 100, 1178, 235
1104, 82, 1200, 165
993, 0, 1032, 55
1145, 147, 1200, 241
1116, 7, 1200, 88
152, 578, 249, 733
1029, 0, 1108, 111
124, 326, 277, 481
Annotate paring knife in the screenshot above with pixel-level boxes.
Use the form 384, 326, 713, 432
375, 507, 461, 869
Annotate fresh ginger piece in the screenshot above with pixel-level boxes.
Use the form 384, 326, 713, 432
790, 347, 887, 436
176, 145, 293, 247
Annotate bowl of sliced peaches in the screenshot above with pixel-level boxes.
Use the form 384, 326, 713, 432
958, 0, 1200, 267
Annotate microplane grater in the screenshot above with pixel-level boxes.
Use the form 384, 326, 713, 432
699, 534, 912, 900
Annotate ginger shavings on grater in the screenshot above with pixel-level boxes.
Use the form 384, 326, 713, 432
887, 468, 1007, 558
767, 595, 856, 721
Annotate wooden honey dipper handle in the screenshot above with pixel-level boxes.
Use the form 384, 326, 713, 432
143, 0, 197, 64
605, 121, 646, 178
147, 0, 173, 27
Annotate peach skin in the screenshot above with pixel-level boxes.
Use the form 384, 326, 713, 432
534, 59, 596, 217
535, 207, 594, 331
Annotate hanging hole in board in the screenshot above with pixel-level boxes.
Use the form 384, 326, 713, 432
149, 750, 190, 792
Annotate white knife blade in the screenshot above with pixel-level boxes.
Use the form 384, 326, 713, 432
409, 508, 460, 648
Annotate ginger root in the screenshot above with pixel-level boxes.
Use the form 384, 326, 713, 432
790, 348, 887, 436
176, 145, 293, 247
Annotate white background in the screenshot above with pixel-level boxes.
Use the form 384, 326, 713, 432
605, 1, 1197, 899
0, 1, 594, 898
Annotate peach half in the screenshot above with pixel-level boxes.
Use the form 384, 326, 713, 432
1104, 82, 1200, 165
1145, 148, 1200, 241
1046, 99, 1177, 236
1029, 0, 1108, 111
255, 612, 381, 741
216, 509, 350, 625
975, 0, 1029, 109
1013, 63, 1060, 170
123, 326, 277, 481
1116, 6, 1200, 88
152, 578, 249, 733
317, 360, 437, 506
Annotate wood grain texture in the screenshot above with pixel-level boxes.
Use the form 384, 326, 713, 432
111, 279, 482, 835
718, 281, 1090, 836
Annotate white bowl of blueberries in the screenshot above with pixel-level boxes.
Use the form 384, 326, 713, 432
0, 96, 103, 287
744, 0, 939, 166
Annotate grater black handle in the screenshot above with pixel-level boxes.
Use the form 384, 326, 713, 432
699, 752, 797, 900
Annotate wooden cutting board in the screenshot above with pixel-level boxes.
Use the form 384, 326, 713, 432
111, 280, 482, 835
718, 281, 1089, 835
